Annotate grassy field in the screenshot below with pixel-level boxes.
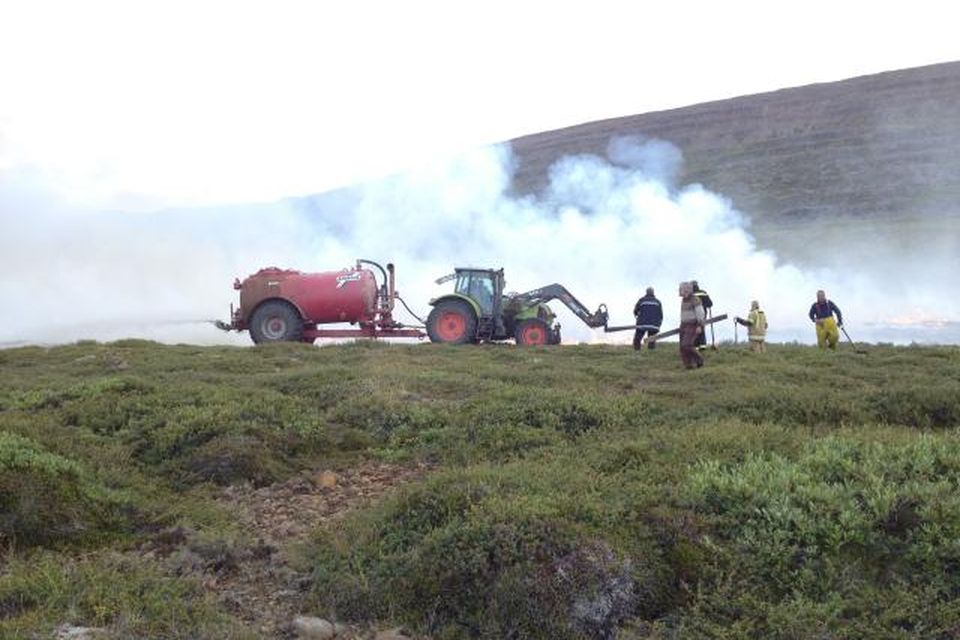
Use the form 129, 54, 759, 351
1, 340, 959, 638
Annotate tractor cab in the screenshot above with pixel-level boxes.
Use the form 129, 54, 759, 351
452, 268, 503, 317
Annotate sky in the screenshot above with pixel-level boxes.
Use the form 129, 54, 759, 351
2, 0, 959, 210
1, 1, 959, 347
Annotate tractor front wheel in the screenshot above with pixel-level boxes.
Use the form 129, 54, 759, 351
427, 300, 478, 344
249, 301, 304, 344
515, 319, 549, 346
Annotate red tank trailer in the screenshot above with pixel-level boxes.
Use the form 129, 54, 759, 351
216, 259, 426, 344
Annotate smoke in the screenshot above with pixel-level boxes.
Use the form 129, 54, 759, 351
328, 136, 958, 345
338, 138, 795, 343
2, 136, 957, 346
0, 167, 323, 345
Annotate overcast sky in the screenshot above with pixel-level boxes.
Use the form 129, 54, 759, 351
2, 0, 959, 211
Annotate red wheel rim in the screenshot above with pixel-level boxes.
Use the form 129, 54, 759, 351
437, 311, 467, 341
521, 324, 546, 345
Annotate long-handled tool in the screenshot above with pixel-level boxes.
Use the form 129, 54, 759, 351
604, 323, 662, 333
645, 314, 728, 345
840, 325, 868, 355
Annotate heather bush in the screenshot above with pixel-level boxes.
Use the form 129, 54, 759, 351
0, 431, 134, 546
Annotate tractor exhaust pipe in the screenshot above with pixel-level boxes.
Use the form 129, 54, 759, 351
387, 263, 396, 314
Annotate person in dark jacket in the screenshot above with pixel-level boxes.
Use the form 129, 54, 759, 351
632, 287, 663, 350
809, 290, 843, 350
691, 280, 713, 350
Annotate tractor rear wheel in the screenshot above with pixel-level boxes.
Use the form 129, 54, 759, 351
249, 301, 304, 344
515, 319, 549, 346
427, 300, 477, 344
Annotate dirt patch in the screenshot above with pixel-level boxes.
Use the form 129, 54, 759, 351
211, 461, 430, 637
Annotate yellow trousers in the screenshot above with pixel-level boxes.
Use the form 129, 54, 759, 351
816, 317, 839, 350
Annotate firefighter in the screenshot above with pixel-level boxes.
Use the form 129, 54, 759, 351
691, 280, 713, 350
735, 300, 768, 352
808, 290, 843, 350
632, 287, 663, 350
678, 281, 705, 369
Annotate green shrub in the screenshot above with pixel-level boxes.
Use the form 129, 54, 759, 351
716, 387, 867, 427
329, 394, 447, 442
125, 388, 327, 487
679, 433, 960, 633
868, 384, 960, 428
170, 433, 289, 486
308, 465, 682, 639
0, 551, 252, 639
0, 432, 134, 546
269, 366, 360, 409
459, 390, 611, 440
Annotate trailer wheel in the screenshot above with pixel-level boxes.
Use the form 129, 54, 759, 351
515, 319, 549, 346
249, 301, 304, 344
427, 300, 477, 344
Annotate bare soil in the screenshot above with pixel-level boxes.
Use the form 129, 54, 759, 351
144, 461, 430, 639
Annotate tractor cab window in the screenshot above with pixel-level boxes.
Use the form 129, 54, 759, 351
456, 272, 495, 315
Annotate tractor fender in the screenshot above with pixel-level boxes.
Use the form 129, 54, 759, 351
428, 293, 481, 319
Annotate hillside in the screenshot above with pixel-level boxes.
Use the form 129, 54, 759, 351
291, 61, 959, 278
2, 340, 960, 638
510, 61, 960, 228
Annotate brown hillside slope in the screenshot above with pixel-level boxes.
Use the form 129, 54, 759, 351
510, 61, 960, 228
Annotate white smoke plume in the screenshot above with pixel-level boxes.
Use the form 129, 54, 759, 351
1, 136, 957, 347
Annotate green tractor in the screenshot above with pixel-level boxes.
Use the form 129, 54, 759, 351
426, 267, 609, 345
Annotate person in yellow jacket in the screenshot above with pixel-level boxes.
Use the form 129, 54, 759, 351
808, 290, 843, 350
735, 300, 768, 352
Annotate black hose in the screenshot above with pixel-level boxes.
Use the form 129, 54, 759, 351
356, 258, 388, 284
396, 295, 428, 326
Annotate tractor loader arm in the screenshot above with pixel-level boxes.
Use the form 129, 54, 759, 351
514, 284, 609, 328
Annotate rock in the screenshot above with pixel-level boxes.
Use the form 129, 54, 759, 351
374, 628, 413, 640
292, 615, 336, 639
317, 470, 338, 489
55, 624, 104, 639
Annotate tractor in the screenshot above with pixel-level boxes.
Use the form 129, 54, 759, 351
426, 267, 609, 345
